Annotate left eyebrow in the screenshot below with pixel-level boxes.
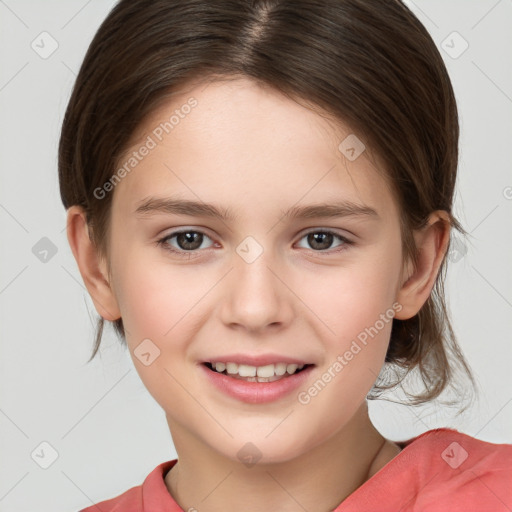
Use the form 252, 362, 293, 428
281, 201, 379, 220
134, 195, 379, 221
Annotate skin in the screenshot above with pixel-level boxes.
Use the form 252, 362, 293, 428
67, 77, 450, 512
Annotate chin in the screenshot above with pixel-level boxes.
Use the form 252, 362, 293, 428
209, 432, 314, 468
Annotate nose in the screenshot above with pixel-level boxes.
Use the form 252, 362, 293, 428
219, 245, 294, 333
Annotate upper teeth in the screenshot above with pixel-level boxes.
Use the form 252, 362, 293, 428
212, 362, 305, 377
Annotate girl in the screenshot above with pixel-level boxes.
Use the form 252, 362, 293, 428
59, 0, 512, 510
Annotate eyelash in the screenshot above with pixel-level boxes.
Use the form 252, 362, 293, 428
156, 229, 353, 258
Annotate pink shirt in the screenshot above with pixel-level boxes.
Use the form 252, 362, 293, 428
79, 428, 512, 511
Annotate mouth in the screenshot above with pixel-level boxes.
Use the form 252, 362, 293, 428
202, 361, 314, 383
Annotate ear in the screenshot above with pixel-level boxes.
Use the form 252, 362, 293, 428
66, 205, 121, 322
394, 211, 451, 320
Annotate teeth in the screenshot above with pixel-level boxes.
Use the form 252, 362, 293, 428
211, 361, 305, 380
286, 364, 298, 374
257, 364, 275, 378
215, 362, 226, 372
237, 364, 255, 377
226, 362, 238, 374
275, 363, 287, 376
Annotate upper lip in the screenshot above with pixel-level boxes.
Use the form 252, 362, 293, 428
202, 354, 314, 367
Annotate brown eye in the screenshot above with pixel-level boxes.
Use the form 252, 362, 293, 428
307, 232, 334, 250
157, 230, 214, 255
296, 230, 352, 252
175, 231, 204, 250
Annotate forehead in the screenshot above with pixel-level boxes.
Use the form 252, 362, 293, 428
111, 77, 397, 221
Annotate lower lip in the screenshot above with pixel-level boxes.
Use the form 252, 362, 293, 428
200, 363, 315, 404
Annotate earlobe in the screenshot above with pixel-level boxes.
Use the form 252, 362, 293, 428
66, 206, 121, 322
394, 211, 451, 320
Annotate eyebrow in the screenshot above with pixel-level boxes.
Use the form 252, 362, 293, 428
134, 195, 379, 222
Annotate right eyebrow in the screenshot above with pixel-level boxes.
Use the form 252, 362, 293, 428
134, 195, 379, 222
134, 196, 237, 221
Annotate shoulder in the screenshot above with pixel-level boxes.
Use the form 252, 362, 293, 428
337, 428, 512, 512
78, 460, 178, 512
393, 428, 512, 510
405, 427, 512, 476
79, 485, 142, 512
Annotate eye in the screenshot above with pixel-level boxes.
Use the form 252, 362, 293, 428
156, 228, 353, 258
157, 229, 215, 256
295, 230, 352, 253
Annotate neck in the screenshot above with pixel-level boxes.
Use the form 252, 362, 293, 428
165, 403, 400, 512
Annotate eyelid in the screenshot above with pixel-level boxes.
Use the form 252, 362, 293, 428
298, 227, 352, 240
156, 228, 216, 253
157, 226, 354, 257
295, 228, 353, 251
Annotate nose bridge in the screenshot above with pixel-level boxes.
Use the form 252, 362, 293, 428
220, 234, 293, 331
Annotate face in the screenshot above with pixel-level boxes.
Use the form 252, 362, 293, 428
104, 77, 406, 464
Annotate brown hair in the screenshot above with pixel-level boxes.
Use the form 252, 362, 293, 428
58, 0, 476, 409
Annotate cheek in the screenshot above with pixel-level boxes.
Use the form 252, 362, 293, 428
302, 258, 401, 344
112, 259, 210, 410
295, 256, 400, 406
113, 255, 210, 343
295, 268, 398, 426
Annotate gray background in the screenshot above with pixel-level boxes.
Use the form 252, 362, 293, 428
0, 1, 511, 511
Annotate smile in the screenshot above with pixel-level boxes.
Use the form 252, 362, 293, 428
204, 361, 310, 382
